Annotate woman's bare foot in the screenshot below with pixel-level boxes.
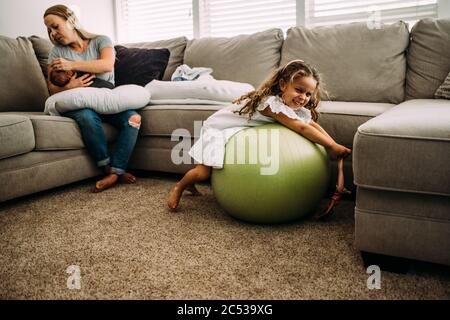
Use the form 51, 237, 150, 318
186, 184, 202, 196
94, 173, 119, 193
168, 183, 184, 210
120, 172, 137, 184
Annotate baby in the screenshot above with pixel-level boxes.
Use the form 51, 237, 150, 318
50, 69, 115, 89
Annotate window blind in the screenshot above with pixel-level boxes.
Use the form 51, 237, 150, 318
199, 0, 296, 37
115, 0, 441, 42
306, 0, 438, 28
116, 0, 193, 42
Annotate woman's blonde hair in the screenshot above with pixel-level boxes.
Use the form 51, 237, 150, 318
44, 4, 97, 45
234, 60, 324, 121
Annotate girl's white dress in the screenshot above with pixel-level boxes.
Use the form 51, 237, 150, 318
189, 95, 313, 169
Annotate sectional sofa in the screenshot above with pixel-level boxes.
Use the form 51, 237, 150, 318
0, 19, 449, 266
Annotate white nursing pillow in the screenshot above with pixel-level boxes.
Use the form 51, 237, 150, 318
44, 85, 151, 116
145, 79, 254, 104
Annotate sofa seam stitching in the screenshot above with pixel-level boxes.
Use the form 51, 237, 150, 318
0, 152, 92, 174
355, 207, 450, 224
354, 183, 450, 197
356, 129, 450, 142
0, 119, 31, 128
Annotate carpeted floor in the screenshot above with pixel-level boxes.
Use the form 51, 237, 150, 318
0, 173, 449, 300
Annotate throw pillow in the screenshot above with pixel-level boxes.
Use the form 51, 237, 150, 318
435, 71, 450, 99
145, 79, 254, 103
114, 45, 170, 87
122, 36, 188, 81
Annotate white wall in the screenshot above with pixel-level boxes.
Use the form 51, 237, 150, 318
0, 0, 116, 42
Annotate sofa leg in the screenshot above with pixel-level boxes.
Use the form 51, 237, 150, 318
361, 251, 410, 274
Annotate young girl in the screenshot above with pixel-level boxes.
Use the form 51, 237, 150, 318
168, 60, 352, 219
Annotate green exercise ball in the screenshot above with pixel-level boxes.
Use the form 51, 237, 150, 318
211, 123, 330, 224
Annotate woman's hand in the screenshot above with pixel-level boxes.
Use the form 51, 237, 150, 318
328, 143, 352, 159
65, 73, 95, 89
51, 58, 75, 72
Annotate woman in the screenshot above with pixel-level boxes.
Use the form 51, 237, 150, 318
44, 4, 141, 192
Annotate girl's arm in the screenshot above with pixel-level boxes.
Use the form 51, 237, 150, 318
260, 107, 351, 158
310, 120, 334, 141
50, 47, 115, 74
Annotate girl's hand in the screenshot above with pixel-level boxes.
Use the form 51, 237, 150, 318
51, 58, 75, 72
329, 143, 352, 159
65, 73, 95, 89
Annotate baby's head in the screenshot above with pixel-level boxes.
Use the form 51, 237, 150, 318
50, 69, 76, 87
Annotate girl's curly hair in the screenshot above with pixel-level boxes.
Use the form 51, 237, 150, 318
233, 60, 324, 121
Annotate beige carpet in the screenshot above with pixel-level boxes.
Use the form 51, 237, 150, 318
0, 173, 449, 300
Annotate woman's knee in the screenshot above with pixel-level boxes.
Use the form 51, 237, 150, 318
128, 114, 141, 129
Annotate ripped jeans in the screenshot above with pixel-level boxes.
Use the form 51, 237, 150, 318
64, 108, 140, 175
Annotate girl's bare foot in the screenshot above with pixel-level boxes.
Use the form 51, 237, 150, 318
94, 173, 119, 192
186, 184, 202, 196
316, 186, 351, 220
120, 172, 137, 184
168, 183, 184, 210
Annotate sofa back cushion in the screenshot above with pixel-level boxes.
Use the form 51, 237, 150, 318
406, 19, 450, 100
281, 21, 409, 104
122, 36, 188, 81
28, 35, 53, 79
0, 36, 49, 112
183, 29, 284, 88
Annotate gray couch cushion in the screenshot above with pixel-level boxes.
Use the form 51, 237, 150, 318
183, 29, 284, 88
28, 35, 53, 79
356, 188, 450, 222
406, 19, 450, 100
0, 115, 35, 160
355, 188, 450, 266
0, 150, 101, 203
139, 104, 224, 137
281, 21, 409, 104
31, 115, 118, 151
138, 101, 392, 149
353, 99, 450, 195
0, 36, 49, 112
317, 101, 393, 147
123, 36, 188, 81
2, 112, 117, 151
